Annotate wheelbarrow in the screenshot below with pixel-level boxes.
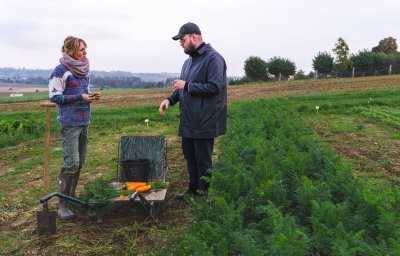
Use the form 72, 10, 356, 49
39, 187, 168, 223
39, 135, 169, 223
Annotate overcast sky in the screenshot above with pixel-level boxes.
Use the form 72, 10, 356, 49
0, 0, 399, 77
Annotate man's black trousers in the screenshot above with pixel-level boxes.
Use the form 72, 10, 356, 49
182, 137, 214, 192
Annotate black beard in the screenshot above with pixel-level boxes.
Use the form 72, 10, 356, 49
184, 43, 197, 55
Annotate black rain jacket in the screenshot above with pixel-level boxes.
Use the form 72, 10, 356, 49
168, 43, 227, 138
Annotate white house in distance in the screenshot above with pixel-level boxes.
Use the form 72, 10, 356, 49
10, 93, 23, 97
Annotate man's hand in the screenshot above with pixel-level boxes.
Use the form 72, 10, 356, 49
159, 99, 170, 116
173, 79, 185, 90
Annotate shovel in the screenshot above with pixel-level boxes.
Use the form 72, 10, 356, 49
36, 101, 57, 235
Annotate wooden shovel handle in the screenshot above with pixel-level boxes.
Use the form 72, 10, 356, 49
40, 101, 56, 108
41, 101, 56, 195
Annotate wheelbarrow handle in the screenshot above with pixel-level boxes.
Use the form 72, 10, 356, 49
39, 192, 88, 206
40, 192, 58, 203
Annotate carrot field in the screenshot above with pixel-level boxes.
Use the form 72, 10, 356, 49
1, 75, 400, 255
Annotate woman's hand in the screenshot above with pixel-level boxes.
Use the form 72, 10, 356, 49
92, 92, 101, 100
82, 94, 95, 103
82, 92, 101, 103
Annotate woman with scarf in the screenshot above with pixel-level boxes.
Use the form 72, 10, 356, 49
48, 36, 101, 220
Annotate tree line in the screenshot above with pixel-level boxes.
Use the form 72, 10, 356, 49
0, 75, 177, 89
231, 36, 400, 84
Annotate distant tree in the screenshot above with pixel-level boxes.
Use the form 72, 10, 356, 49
229, 76, 251, 85
244, 56, 268, 81
332, 37, 351, 75
333, 37, 350, 63
350, 50, 387, 76
386, 53, 400, 74
307, 71, 316, 79
372, 36, 398, 54
312, 52, 334, 77
294, 69, 308, 80
165, 78, 175, 88
267, 56, 296, 77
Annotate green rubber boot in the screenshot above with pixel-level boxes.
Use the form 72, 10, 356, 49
58, 174, 75, 220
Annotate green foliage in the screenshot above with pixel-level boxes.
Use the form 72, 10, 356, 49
0, 92, 48, 104
0, 117, 44, 148
372, 36, 398, 55
180, 98, 400, 255
355, 106, 400, 128
3, 86, 400, 255
0, 104, 179, 149
351, 50, 388, 76
260, 203, 309, 255
267, 56, 296, 77
386, 53, 400, 74
244, 56, 268, 81
312, 52, 334, 76
333, 37, 350, 65
294, 69, 309, 80
148, 181, 169, 189
335, 60, 352, 76
78, 177, 120, 203
332, 37, 352, 75
228, 76, 251, 85
307, 71, 316, 79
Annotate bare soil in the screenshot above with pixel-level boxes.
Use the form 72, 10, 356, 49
0, 82, 47, 95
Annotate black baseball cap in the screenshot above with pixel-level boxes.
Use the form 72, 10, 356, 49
172, 22, 201, 40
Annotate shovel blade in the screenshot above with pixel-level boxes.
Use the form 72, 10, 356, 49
36, 210, 57, 235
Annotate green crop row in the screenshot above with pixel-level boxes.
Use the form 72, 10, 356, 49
355, 106, 400, 128
179, 99, 400, 255
0, 119, 44, 148
288, 88, 400, 115
0, 92, 48, 104
0, 105, 179, 149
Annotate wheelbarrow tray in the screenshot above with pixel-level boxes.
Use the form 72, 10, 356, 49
40, 184, 168, 223
119, 188, 168, 202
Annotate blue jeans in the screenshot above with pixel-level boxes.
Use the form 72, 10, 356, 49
60, 126, 89, 175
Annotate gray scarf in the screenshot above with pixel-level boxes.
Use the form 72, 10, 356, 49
59, 53, 90, 78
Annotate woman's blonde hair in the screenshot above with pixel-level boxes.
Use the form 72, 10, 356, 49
61, 36, 87, 56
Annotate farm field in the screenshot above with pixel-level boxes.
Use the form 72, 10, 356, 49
0, 82, 48, 97
1, 75, 400, 254
1, 75, 400, 112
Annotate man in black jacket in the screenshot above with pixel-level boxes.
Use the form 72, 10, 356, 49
159, 22, 227, 199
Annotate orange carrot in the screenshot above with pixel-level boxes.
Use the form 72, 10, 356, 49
135, 185, 152, 193
125, 181, 146, 187
127, 183, 147, 191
